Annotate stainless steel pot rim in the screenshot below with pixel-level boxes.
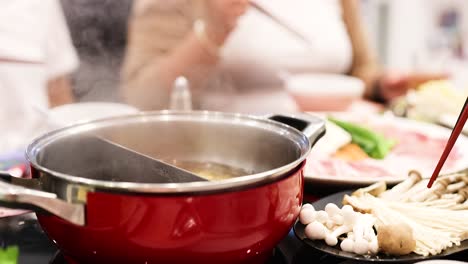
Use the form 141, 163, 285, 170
26, 111, 312, 193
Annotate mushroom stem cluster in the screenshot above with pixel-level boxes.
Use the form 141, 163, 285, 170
299, 203, 378, 255
378, 171, 468, 206
343, 170, 468, 256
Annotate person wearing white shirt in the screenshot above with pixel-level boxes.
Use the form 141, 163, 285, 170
0, 0, 79, 153
121, 0, 448, 113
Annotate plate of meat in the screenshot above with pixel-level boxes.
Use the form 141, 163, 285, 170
304, 113, 468, 186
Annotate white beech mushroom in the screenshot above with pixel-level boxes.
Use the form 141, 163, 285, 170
299, 204, 316, 225
316, 210, 329, 224
369, 237, 379, 254
325, 203, 341, 216
340, 238, 354, 252
351, 213, 377, 255
299, 203, 384, 256
324, 209, 357, 246
305, 221, 328, 240
324, 203, 343, 229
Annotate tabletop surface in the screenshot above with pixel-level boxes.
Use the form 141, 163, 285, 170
0, 101, 466, 263
1, 208, 466, 264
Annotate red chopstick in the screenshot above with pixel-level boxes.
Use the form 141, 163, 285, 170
428, 97, 468, 188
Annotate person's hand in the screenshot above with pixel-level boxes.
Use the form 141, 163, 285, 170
378, 71, 450, 102
202, 0, 249, 44
47, 75, 75, 108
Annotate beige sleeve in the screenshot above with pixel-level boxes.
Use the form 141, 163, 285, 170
121, 0, 195, 110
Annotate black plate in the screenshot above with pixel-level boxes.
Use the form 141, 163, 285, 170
294, 191, 468, 262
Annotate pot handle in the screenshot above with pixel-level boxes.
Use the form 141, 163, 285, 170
0, 171, 85, 226
267, 113, 326, 146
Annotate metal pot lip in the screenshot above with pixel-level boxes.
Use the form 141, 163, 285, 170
26, 110, 311, 193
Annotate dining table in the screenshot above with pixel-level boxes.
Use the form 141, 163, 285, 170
1, 197, 467, 264
0, 100, 467, 264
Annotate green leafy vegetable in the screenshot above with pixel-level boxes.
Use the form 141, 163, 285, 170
0, 246, 19, 264
329, 117, 396, 159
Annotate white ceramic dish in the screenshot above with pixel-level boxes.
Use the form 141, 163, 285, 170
304, 113, 468, 186
284, 74, 365, 111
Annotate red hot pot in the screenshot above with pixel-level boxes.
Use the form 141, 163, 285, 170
0, 111, 325, 264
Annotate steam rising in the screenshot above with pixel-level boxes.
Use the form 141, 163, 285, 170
60, 0, 133, 102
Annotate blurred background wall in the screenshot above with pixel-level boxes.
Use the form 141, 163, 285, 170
59, 0, 468, 102
362, 0, 467, 74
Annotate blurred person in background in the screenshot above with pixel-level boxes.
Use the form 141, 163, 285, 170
0, 0, 79, 153
121, 0, 446, 113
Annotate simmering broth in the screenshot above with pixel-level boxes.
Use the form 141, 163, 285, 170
167, 160, 251, 181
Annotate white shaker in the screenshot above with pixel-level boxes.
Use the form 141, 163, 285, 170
169, 76, 192, 111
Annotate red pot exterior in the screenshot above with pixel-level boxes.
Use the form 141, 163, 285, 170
36, 163, 305, 264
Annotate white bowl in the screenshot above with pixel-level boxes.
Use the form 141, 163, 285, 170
48, 102, 139, 128
284, 73, 365, 111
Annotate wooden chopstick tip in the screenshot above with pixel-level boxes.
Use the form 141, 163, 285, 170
427, 97, 468, 188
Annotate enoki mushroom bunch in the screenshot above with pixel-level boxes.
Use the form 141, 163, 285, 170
344, 170, 468, 256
